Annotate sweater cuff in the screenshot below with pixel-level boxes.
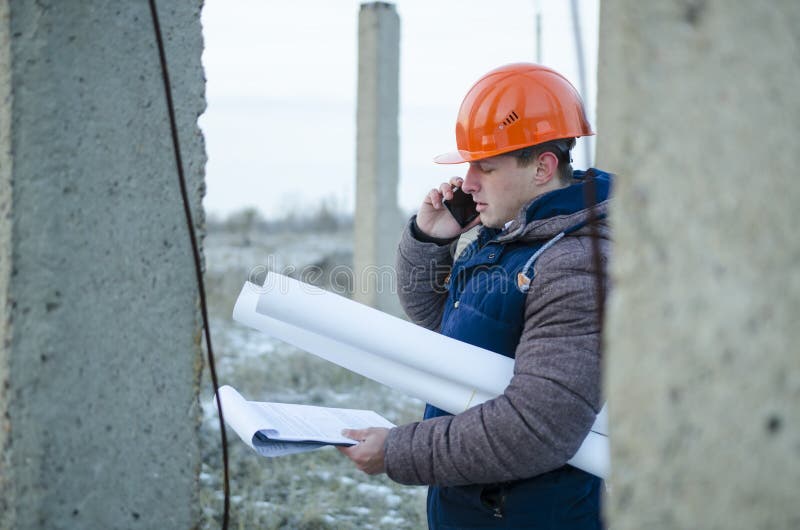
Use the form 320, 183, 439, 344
384, 423, 426, 485
411, 216, 458, 246
398, 217, 456, 268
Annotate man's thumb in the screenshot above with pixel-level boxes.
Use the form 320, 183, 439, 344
341, 428, 361, 440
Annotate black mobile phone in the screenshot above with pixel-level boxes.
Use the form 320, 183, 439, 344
443, 187, 479, 228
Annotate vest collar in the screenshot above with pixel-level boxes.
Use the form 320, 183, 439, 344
496, 168, 613, 244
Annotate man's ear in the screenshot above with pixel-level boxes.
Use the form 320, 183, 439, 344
533, 151, 559, 185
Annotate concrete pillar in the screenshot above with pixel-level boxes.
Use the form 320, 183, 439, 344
354, 2, 403, 315
0, 1, 205, 528
597, 1, 800, 528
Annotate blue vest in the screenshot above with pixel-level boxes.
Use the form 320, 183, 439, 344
424, 170, 608, 529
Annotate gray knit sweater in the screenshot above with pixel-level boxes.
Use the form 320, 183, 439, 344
384, 198, 610, 487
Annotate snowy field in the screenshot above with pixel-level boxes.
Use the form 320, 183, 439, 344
199, 225, 428, 529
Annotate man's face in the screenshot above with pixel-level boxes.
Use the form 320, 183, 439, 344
461, 155, 539, 229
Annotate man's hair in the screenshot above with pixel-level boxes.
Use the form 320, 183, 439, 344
508, 138, 577, 184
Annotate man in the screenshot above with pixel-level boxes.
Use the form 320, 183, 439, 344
339, 63, 611, 529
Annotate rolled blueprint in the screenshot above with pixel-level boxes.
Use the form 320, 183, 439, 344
256, 272, 515, 397
234, 283, 496, 413
233, 272, 609, 479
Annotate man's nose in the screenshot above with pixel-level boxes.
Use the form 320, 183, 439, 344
462, 165, 480, 194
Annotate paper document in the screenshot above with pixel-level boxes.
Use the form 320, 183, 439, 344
215, 385, 395, 457
232, 272, 609, 479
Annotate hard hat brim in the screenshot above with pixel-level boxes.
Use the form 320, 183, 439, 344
433, 150, 468, 164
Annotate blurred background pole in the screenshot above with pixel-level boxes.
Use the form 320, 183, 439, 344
570, 0, 593, 166
354, 2, 403, 315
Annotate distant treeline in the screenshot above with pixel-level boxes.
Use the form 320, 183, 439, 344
207, 200, 353, 234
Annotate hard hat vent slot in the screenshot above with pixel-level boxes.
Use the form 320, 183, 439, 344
501, 110, 520, 127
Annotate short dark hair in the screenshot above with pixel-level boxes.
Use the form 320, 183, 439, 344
507, 138, 576, 184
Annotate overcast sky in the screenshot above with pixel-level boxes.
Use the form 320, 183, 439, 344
199, 0, 599, 219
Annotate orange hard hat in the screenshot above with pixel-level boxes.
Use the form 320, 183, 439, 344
434, 63, 594, 164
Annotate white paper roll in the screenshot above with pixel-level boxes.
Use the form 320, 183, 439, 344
255, 272, 515, 397
233, 274, 610, 479
234, 283, 496, 413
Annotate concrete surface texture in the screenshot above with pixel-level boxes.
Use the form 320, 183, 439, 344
0, 1, 206, 528
354, 2, 404, 316
597, 1, 800, 529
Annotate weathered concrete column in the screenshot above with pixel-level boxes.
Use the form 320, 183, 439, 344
0, 1, 205, 528
597, 1, 800, 528
354, 2, 403, 315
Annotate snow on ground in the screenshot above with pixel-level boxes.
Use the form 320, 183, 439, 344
199, 225, 427, 529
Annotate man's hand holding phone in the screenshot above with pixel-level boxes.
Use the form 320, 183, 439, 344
416, 177, 481, 240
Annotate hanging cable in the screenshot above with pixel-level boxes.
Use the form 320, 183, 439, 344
147, 1, 230, 528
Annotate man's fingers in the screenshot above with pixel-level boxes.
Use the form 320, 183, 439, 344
426, 188, 443, 209
438, 182, 454, 201
425, 180, 461, 210
426, 177, 459, 210
338, 427, 389, 475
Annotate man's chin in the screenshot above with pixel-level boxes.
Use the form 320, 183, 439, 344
479, 213, 502, 229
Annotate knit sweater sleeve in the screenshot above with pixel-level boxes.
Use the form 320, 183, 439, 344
395, 217, 455, 331
384, 236, 604, 486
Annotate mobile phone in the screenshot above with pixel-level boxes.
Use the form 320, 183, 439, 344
443, 186, 479, 228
